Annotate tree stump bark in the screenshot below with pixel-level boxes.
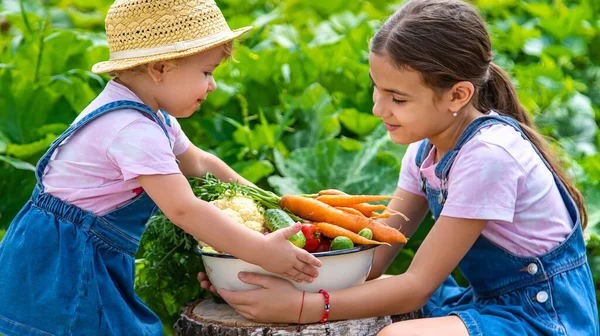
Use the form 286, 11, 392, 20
174, 299, 420, 336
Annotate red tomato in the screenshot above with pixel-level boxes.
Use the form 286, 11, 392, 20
301, 224, 322, 252
313, 238, 331, 253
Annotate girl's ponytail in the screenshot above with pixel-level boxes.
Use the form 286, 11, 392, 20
479, 63, 588, 229
478, 63, 532, 125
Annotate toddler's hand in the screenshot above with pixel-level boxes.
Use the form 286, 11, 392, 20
259, 223, 322, 282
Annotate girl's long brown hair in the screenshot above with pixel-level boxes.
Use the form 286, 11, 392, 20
371, 0, 587, 228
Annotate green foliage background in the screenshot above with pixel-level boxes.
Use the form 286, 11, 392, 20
1, 0, 600, 333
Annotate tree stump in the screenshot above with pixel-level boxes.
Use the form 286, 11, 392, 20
174, 299, 420, 336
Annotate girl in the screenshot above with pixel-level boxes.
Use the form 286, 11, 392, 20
202, 0, 599, 334
0, 0, 321, 335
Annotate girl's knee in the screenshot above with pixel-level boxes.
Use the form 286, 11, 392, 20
378, 322, 415, 336
378, 324, 395, 336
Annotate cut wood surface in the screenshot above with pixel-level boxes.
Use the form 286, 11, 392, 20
175, 298, 420, 336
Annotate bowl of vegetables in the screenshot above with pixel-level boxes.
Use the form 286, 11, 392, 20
193, 174, 407, 293
197, 242, 378, 292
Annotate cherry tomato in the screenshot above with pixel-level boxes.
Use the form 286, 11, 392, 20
313, 238, 331, 253
301, 224, 322, 252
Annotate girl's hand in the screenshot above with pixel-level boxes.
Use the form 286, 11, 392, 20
198, 272, 217, 295
259, 223, 322, 283
218, 272, 303, 323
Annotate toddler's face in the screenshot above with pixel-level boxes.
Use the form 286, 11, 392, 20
156, 46, 225, 117
368, 52, 456, 145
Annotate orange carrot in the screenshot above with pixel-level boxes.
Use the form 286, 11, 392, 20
336, 206, 366, 217
280, 195, 407, 243
316, 195, 394, 207
318, 189, 347, 196
372, 212, 392, 219
349, 203, 388, 217
314, 222, 390, 246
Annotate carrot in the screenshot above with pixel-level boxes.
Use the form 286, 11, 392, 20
280, 195, 407, 243
349, 203, 388, 217
318, 189, 347, 196
314, 222, 390, 246
336, 206, 366, 217
316, 195, 394, 207
372, 212, 392, 219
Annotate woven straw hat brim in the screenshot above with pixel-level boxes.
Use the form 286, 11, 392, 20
92, 26, 251, 74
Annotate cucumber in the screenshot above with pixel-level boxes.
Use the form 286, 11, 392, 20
265, 209, 306, 248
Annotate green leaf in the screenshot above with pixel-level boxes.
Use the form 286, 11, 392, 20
584, 186, 600, 236
206, 81, 237, 108
251, 7, 283, 28
269, 133, 400, 196
0, 132, 9, 153
538, 93, 598, 157
0, 155, 35, 171
338, 108, 381, 136
308, 22, 342, 48
269, 25, 299, 49
231, 160, 274, 184
329, 12, 369, 33
523, 36, 550, 56
283, 83, 341, 149
5, 134, 54, 159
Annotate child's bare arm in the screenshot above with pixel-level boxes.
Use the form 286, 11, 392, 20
311, 216, 488, 321
138, 173, 321, 282
218, 215, 486, 323
176, 145, 252, 185
368, 187, 430, 279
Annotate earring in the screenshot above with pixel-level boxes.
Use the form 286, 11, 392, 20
452, 112, 457, 117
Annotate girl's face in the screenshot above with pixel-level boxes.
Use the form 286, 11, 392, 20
154, 46, 224, 118
368, 52, 456, 145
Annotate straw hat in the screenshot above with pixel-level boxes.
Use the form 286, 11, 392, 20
92, 0, 252, 74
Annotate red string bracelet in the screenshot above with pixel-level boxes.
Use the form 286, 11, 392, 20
318, 289, 330, 323
297, 291, 306, 324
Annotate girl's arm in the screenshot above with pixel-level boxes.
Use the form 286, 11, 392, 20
176, 145, 252, 185
218, 215, 486, 323
368, 187, 430, 279
310, 215, 487, 321
138, 173, 322, 282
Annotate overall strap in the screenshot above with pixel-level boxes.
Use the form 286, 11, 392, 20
160, 110, 172, 127
35, 100, 172, 191
415, 140, 433, 192
415, 140, 433, 168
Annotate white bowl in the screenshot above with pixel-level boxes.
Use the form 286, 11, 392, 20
196, 245, 376, 292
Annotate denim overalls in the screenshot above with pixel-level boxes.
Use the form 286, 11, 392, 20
418, 115, 599, 335
0, 101, 170, 336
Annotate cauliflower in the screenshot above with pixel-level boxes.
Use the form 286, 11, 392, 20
243, 220, 264, 233
198, 195, 266, 254
209, 195, 266, 231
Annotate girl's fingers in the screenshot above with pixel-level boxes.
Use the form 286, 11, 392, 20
284, 272, 302, 283
238, 272, 280, 288
282, 268, 302, 282
292, 269, 313, 283
218, 288, 254, 306
234, 306, 255, 321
